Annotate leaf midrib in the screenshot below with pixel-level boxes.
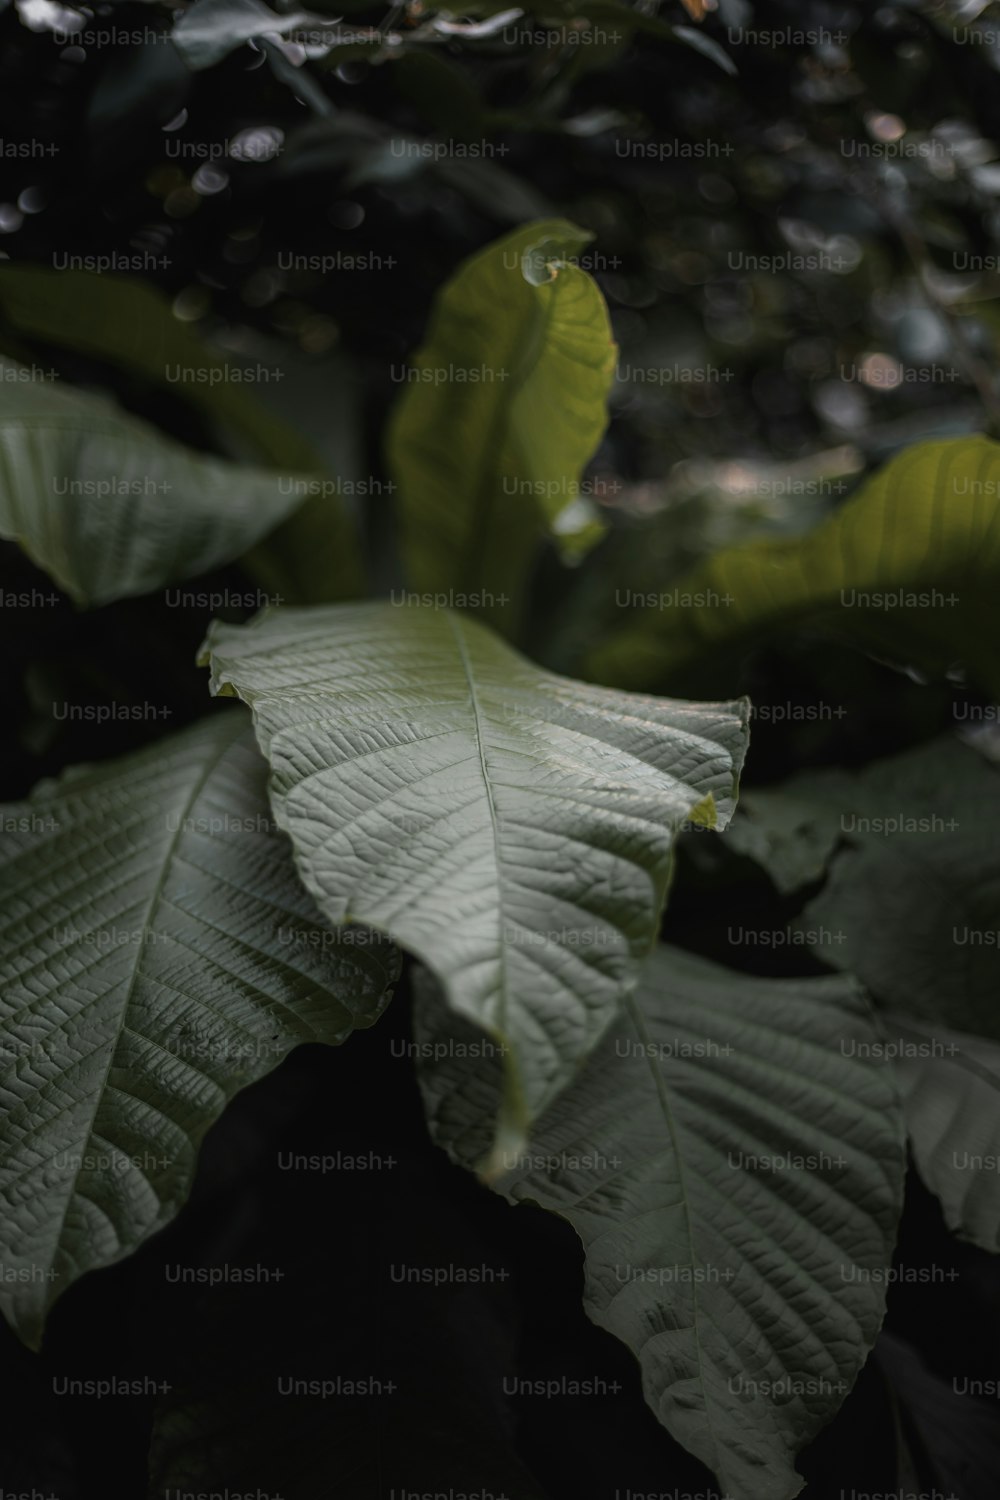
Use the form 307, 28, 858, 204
446, 613, 517, 1115
459, 271, 564, 602
623, 988, 724, 1475
44, 716, 246, 1293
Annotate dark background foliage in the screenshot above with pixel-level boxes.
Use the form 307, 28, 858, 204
2, 0, 1000, 1494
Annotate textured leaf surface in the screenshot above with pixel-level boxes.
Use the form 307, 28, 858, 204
200, 601, 749, 1160
586, 436, 1000, 693
0, 363, 315, 607
0, 716, 398, 1347
415, 945, 906, 1500
889, 1014, 1000, 1253
387, 219, 617, 633
725, 738, 1000, 1039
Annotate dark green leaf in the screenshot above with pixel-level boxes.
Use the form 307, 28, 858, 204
0, 716, 398, 1347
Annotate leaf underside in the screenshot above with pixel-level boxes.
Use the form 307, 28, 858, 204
200, 601, 749, 1163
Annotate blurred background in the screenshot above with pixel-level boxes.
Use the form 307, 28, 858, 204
3, 1, 1000, 1495
5, 0, 1000, 781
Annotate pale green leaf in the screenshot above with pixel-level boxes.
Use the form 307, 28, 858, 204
387, 219, 617, 634
199, 601, 749, 1162
586, 436, 1000, 694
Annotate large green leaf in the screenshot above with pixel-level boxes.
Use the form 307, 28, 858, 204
725, 737, 1000, 1040
387, 219, 617, 635
199, 601, 749, 1164
0, 715, 398, 1348
889, 1014, 1000, 1254
0, 266, 365, 602
586, 436, 1000, 694
0, 363, 321, 607
414, 944, 907, 1500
